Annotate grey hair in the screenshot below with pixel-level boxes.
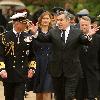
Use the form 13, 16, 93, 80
58, 10, 71, 20
80, 16, 91, 23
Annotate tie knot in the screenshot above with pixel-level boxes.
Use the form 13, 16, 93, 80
62, 30, 66, 33
16, 33, 20, 37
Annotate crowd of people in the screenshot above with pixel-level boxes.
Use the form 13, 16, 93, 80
0, 6, 100, 100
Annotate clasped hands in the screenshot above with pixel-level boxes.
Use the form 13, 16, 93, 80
0, 69, 35, 79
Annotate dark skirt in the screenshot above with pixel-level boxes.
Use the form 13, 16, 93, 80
33, 46, 54, 93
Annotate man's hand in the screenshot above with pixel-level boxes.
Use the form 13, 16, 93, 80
88, 25, 100, 36
27, 22, 38, 35
28, 69, 35, 78
0, 70, 7, 79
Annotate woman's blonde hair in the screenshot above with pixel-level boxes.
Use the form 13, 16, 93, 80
38, 11, 53, 29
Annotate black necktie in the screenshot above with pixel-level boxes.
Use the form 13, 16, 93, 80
16, 33, 20, 37
61, 30, 65, 43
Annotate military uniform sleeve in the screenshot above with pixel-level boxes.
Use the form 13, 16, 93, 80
0, 33, 5, 71
28, 40, 37, 71
0, 42, 5, 71
28, 60, 36, 70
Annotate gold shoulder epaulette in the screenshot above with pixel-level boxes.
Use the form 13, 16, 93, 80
1, 32, 6, 45
0, 62, 5, 69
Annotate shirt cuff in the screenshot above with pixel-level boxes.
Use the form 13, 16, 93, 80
87, 34, 92, 41
84, 34, 92, 41
0, 70, 6, 72
32, 31, 38, 38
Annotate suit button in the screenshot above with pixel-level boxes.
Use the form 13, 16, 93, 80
13, 66, 15, 68
27, 44, 30, 45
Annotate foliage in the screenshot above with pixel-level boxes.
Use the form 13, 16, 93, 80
21, 0, 100, 16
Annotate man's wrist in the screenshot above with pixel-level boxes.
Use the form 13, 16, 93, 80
87, 34, 92, 41
0, 69, 6, 75
84, 34, 92, 41
0, 70, 6, 72
32, 31, 38, 38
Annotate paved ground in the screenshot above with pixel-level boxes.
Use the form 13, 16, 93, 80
0, 81, 36, 100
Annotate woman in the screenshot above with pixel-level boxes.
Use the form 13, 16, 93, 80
33, 11, 54, 100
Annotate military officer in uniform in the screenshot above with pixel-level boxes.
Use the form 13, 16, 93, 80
0, 12, 36, 100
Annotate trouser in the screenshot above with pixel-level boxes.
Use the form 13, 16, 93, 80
52, 75, 79, 100
3, 82, 25, 100
76, 77, 99, 100
76, 77, 88, 100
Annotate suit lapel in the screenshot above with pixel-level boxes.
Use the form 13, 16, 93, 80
54, 26, 76, 48
57, 28, 62, 39
54, 27, 62, 41
55, 26, 75, 47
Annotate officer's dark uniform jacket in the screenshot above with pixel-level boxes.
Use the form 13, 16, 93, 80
0, 30, 35, 82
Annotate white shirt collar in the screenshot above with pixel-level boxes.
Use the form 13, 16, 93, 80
61, 26, 70, 43
13, 28, 21, 35
65, 25, 70, 32
13, 28, 17, 34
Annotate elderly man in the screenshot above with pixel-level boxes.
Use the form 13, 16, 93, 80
0, 12, 35, 100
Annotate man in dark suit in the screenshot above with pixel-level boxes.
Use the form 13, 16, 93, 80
0, 12, 35, 100
76, 16, 100, 100
30, 11, 99, 100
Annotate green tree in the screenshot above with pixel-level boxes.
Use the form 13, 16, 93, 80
21, 0, 100, 16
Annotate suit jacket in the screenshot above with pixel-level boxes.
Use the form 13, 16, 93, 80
0, 30, 35, 82
80, 34, 100, 80
79, 34, 100, 97
37, 26, 92, 78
